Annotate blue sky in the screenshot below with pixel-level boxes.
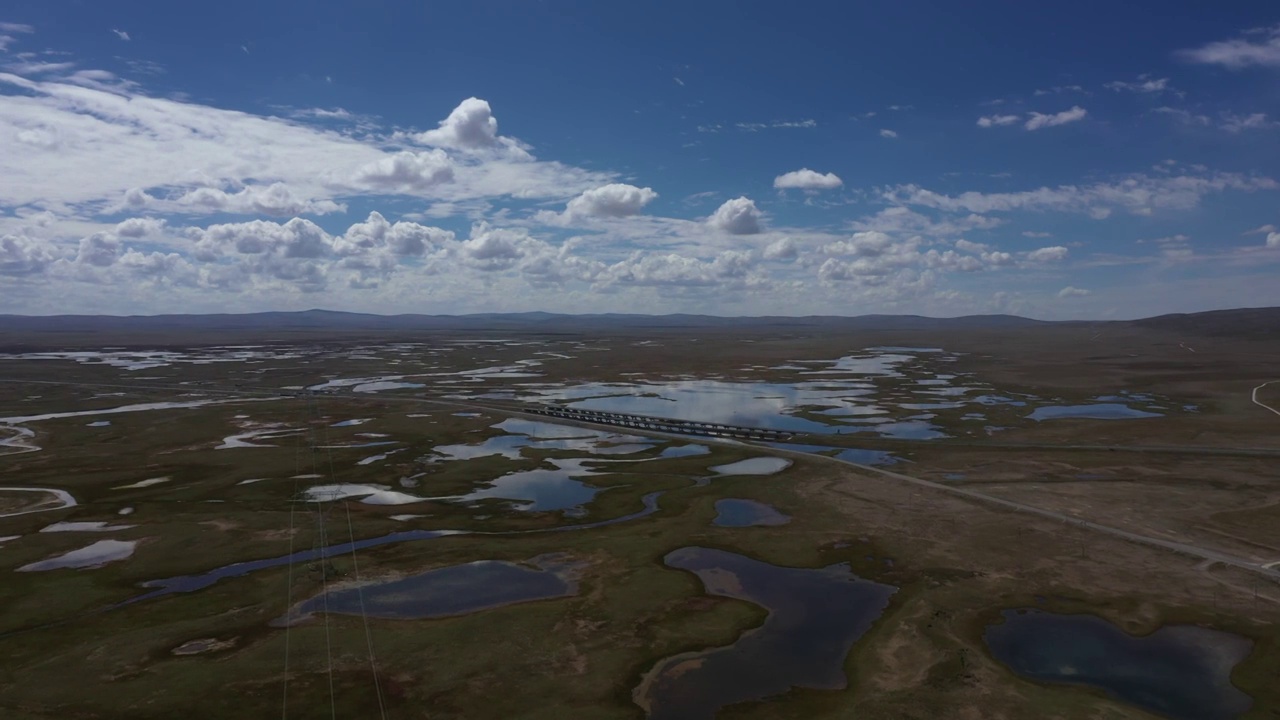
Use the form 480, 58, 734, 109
1, 1, 1278, 319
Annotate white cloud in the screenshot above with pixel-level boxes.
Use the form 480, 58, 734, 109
111, 29, 130, 41
1021, 231, 1052, 238
1025, 106, 1087, 130
1058, 286, 1090, 298
1154, 106, 1211, 126
0, 22, 34, 52
1244, 224, 1276, 235
1104, 76, 1169, 93
884, 170, 1277, 216
173, 183, 346, 217
1177, 25, 1280, 69
0, 74, 611, 214
773, 169, 842, 191
707, 197, 763, 234
1220, 112, 1277, 133
563, 183, 658, 220
74, 232, 121, 267
350, 150, 455, 192
977, 114, 1020, 128
115, 217, 166, 238
335, 212, 453, 257
763, 237, 798, 261
1025, 246, 1069, 263
1137, 234, 1193, 260
735, 120, 817, 131
879, 129, 898, 139
1, 233, 58, 276
414, 97, 502, 151
851, 207, 1002, 237
1268, 232, 1280, 248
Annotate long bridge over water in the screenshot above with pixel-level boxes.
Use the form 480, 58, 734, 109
522, 404, 793, 442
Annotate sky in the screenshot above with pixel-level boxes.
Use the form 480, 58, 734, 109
1, 1, 1279, 320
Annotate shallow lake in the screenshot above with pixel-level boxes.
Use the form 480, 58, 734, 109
1029, 403, 1162, 421
280, 554, 584, 623
18, 539, 138, 571
985, 609, 1253, 720
636, 547, 896, 719
713, 499, 790, 527
710, 457, 791, 475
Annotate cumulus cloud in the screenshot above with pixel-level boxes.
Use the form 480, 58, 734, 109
415, 97, 499, 149
773, 169, 842, 191
75, 232, 121, 267
115, 217, 166, 238
0, 233, 58, 276
763, 237, 798, 261
334, 212, 453, 257
174, 183, 346, 217
595, 251, 762, 289
977, 114, 1020, 128
195, 218, 333, 261
563, 183, 658, 220
412, 97, 533, 161
1025, 106, 1087, 130
1058, 286, 1090, 298
350, 150, 455, 191
1177, 25, 1280, 69
1268, 232, 1280, 248
707, 197, 763, 234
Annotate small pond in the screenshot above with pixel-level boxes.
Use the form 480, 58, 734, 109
710, 458, 792, 476
985, 609, 1253, 720
279, 554, 585, 624
713, 499, 790, 527
635, 547, 896, 719
1029, 404, 1162, 421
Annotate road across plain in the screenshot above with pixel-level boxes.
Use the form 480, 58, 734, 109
1253, 380, 1280, 418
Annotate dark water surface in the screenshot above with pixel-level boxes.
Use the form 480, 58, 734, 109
283, 554, 583, 622
985, 609, 1254, 720
712, 499, 790, 527
637, 547, 895, 719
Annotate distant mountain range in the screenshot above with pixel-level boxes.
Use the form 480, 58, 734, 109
0, 307, 1274, 338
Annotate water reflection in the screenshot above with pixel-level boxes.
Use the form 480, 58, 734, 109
636, 547, 896, 719
985, 609, 1253, 720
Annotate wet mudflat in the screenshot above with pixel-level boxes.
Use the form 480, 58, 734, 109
985, 609, 1254, 720
635, 547, 896, 720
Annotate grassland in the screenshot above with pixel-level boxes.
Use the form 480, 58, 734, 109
0, 321, 1277, 719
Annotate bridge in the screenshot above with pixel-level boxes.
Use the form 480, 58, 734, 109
523, 404, 793, 441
